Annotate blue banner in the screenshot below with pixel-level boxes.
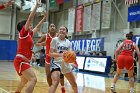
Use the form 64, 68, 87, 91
70, 38, 104, 52
133, 35, 140, 46
128, 5, 140, 22
64, 0, 70, 2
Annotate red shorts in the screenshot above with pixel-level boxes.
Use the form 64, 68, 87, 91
14, 56, 31, 76
45, 55, 51, 64
117, 55, 134, 70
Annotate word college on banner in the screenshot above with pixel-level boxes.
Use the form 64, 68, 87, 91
70, 38, 104, 52
128, 5, 140, 22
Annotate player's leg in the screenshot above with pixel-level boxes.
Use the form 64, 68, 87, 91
60, 73, 65, 93
126, 56, 134, 93
111, 55, 124, 92
22, 67, 37, 93
15, 75, 28, 93
48, 70, 60, 93
64, 72, 78, 93
45, 63, 52, 86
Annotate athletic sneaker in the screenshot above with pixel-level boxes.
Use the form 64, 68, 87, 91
110, 85, 115, 92
61, 87, 66, 93
130, 88, 134, 93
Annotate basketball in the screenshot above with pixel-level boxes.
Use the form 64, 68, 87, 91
63, 50, 76, 63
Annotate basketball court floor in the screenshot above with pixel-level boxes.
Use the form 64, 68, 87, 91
0, 61, 140, 93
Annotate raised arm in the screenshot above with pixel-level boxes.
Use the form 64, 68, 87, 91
32, 12, 47, 35
36, 35, 46, 46
0, 0, 13, 10
24, 0, 39, 31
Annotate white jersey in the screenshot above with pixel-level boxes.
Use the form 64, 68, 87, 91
50, 37, 72, 74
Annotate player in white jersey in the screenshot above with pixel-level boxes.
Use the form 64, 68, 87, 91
48, 26, 78, 93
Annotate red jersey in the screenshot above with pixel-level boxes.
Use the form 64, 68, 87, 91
45, 33, 58, 64
46, 34, 52, 55
17, 26, 33, 60
0, 5, 5, 10
120, 40, 134, 56
45, 34, 52, 64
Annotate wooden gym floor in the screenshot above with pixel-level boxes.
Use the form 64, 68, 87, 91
0, 61, 140, 93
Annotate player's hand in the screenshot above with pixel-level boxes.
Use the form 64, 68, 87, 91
36, 0, 40, 5
43, 11, 47, 18
4, 0, 14, 7
113, 59, 117, 62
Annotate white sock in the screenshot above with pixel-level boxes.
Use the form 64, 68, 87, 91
130, 87, 134, 91
111, 83, 115, 87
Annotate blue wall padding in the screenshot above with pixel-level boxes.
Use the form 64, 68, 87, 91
0, 40, 17, 60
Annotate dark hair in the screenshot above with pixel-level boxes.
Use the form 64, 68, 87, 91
17, 20, 27, 32
64, 26, 68, 39
126, 32, 133, 40
64, 26, 68, 32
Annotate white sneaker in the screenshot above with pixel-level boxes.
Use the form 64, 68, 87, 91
110, 85, 115, 92
130, 88, 134, 93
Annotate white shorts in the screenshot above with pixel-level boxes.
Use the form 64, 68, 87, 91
50, 57, 72, 74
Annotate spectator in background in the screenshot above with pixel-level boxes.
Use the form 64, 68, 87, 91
79, 50, 85, 55
92, 51, 97, 56
0, 0, 13, 10
99, 52, 103, 56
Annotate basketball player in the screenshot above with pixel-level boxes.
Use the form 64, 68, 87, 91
111, 32, 140, 93
36, 24, 66, 93
13, 0, 47, 93
48, 26, 78, 93
0, 0, 13, 10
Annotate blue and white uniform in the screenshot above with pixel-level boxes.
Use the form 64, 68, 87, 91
50, 37, 72, 74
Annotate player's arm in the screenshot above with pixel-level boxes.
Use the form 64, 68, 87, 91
24, 0, 39, 31
114, 42, 123, 61
32, 12, 47, 35
49, 38, 63, 58
36, 35, 46, 46
0, 0, 13, 10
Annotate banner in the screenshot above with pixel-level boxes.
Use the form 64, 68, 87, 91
56, 0, 64, 4
70, 38, 104, 52
49, 0, 59, 11
75, 5, 83, 32
125, 0, 138, 5
102, 0, 111, 29
83, 5, 91, 32
64, 0, 71, 2
128, 5, 140, 22
68, 8, 75, 33
91, 2, 101, 30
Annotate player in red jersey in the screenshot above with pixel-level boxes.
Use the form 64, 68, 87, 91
111, 32, 140, 93
13, 0, 47, 93
0, 0, 13, 10
36, 24, 66, 93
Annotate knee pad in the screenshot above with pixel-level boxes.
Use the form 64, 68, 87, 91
60, 73, 64, 78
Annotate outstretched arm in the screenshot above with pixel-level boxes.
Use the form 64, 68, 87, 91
0, 0, 13, 10
24, 0, 39, 31
32, 11, 47, 35
36, 35, 46, 46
